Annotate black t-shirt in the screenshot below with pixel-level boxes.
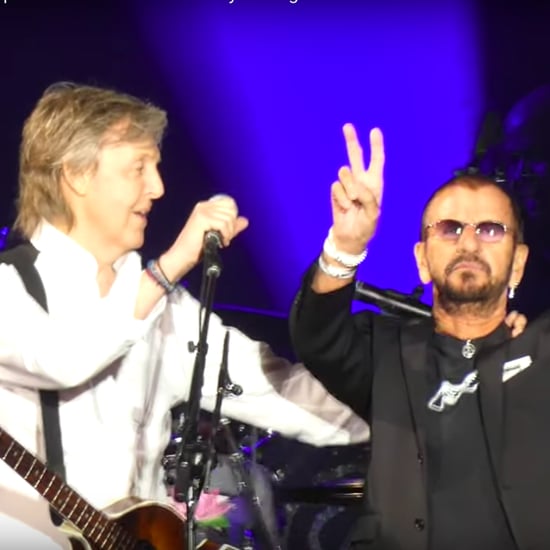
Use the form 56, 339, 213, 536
426, 325, 517, 550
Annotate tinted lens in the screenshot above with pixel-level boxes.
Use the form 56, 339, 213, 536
476, 221, 507, 242
434, 219, 464, 239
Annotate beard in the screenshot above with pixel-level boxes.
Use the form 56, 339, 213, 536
433, 253, 512, 315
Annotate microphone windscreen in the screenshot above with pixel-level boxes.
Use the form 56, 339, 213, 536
208, 194, 238, 216
209, 193, 233, 202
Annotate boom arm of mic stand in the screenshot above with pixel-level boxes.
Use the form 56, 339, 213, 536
354, 280, 432, 318
203, 330, 242, 492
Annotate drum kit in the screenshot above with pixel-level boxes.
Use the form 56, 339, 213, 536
160, 305, 370, 550
162, 407, 368, 550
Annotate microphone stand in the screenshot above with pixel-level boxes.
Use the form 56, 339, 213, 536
202, 330, 243, 493
201, 334, 277, 549
354, 280, 432, 319
173, 240, 224, 549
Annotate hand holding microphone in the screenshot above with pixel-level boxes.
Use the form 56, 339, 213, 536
202, 194, 239, 278
160, 194, 249, 284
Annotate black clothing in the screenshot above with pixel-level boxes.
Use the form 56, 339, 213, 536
426, 329, 515, 550
290, 268, 550, 550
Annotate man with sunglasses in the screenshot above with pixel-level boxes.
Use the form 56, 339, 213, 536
289, 123, 549, 549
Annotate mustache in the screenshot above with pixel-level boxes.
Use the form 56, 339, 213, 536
444, 254, 491, 276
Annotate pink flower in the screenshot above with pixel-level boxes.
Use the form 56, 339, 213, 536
170, 488, 233, 523
195, 490, 233, 521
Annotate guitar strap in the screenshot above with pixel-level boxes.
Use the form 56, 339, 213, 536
0, 242, 66, 524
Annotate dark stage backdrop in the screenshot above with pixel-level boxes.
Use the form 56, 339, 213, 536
2, 1, 550, 318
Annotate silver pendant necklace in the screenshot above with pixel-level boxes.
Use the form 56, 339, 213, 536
461, 339, 476, 359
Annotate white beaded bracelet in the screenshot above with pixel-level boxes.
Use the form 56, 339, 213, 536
318, 254, 357, 279
323, 228, 367, 268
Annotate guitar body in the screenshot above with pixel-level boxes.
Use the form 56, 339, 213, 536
0, 428, 236, 550
107, 498, 187, 550
59, 498, 225, 550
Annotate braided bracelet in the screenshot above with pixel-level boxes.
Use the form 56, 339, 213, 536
323, 228, 367, 268
146, 259, 178, 293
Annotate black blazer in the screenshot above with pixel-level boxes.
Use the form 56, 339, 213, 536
290, 275, 550, 550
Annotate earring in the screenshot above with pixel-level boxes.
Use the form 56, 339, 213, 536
508, 285, 516, 300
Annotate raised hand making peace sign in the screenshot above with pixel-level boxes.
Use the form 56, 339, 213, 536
330, 123, 385, 254
313, 123, 385, 292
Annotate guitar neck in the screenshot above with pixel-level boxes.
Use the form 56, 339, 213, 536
0, 427, 135, 549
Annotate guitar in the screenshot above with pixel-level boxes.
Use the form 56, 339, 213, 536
0, 426, 235, 549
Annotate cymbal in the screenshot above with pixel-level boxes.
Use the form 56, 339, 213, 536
275, 477, 365, 505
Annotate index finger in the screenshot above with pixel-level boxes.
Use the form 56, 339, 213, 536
343, 123, 365, 177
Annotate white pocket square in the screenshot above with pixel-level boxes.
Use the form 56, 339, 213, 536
502, 355, 532, 382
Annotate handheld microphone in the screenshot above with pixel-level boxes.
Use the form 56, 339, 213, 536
203, 194, 234, 278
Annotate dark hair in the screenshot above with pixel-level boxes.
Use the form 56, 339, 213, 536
419, 174, 525, 243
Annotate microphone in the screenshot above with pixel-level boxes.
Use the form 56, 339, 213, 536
203, 230, 223, 278
354, 280, 432, 319
203, 194, 233, 278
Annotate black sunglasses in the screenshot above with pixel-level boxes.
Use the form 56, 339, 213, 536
424, 219, 510, 243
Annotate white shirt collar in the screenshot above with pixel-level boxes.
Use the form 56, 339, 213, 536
30, 220, 133, 277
